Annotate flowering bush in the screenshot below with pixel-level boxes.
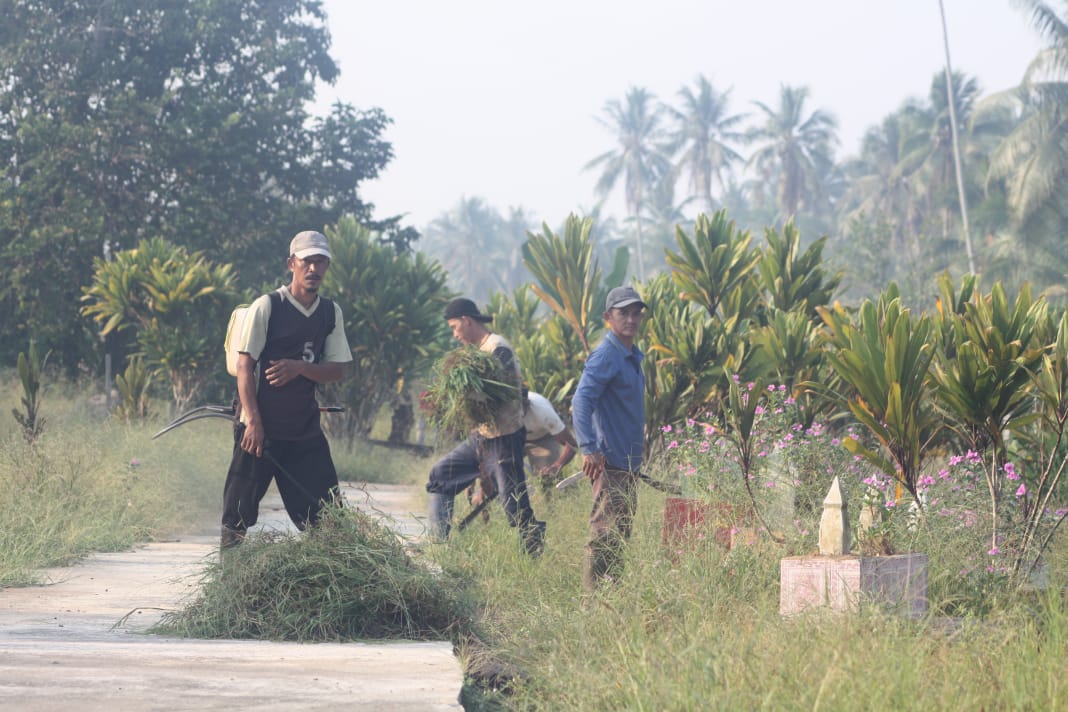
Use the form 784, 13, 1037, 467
655, 383, 862, 544
854, 449, 1068, 613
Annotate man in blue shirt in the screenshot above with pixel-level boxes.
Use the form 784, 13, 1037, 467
571, 286, 647, 591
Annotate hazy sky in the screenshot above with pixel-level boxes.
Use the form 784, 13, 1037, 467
316, 0, 1045, 230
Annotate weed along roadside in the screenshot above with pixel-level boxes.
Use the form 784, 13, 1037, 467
0, 482, 467, 711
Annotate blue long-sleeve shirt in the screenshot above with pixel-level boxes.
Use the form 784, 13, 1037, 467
571, 330, 645, 472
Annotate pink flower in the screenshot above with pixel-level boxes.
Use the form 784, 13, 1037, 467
988, 546, 1000, 556
1015, 484, 1027, 497
1004, 462, 1019, 480
662, 424, 673, 433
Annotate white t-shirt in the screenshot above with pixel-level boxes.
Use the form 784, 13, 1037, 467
524, 392, 566, 442
239, 286, 352, 364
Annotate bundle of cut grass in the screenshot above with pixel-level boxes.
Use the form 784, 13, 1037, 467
152, 505, 475, 641
422, 346, 519, 435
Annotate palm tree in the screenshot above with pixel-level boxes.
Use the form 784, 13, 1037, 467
901, 72, 1012, 277
839, 110, 928, 262
989, 0, 1068, 225
984, 0, 1068, 292
586, 86, 673, 281
664, 75, 747, 215
938, 0, 976, 274
910, 73, 982, 219
632, 175, 694, 277
746, 85, 839, 223
421, 196, 510, 303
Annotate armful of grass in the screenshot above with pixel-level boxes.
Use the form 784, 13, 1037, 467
423, 347, 519, 435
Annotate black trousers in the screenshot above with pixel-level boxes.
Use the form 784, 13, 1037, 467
221, 428, 340, 533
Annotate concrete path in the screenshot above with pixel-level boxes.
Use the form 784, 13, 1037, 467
0, 483, 463, 711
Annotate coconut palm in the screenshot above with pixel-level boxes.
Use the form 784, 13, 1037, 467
900, 72, 1016, 279
984, 1, 1068, 292
586, 86, 673, 282
989, 0, 1068, 226
420, 196, 515, 304
906, 73, 983, 221
632, 176, 694, 278
664, 75, 747, 215
746, 85, 839, 223
839, 110, 927, 258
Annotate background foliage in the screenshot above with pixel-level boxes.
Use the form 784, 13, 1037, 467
0, 0, 401, 375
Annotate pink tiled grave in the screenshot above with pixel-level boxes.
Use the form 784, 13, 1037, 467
780, 553, 928, 618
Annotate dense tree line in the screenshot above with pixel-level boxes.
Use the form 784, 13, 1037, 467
0, 0, 409, 374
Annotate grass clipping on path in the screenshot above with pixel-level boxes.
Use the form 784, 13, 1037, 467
153, 505, 474, 641
422, 346, 519, 435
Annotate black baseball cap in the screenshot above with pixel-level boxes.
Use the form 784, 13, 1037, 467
444, 297, 493, 323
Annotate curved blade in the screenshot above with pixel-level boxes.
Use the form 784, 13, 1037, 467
152, 411, 234, 440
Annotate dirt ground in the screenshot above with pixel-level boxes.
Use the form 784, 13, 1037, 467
0, 483, 463, 711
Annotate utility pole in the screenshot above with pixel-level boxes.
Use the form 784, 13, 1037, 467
938, 0, 977, 275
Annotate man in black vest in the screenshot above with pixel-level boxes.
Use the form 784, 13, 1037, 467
220, 230, 353, 549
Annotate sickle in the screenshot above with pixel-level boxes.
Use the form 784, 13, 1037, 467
555, 469, 681, 496
151, 404, 346, 439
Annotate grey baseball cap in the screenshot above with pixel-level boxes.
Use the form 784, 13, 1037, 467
605, 286, 647, 311
290, 230, 332, 260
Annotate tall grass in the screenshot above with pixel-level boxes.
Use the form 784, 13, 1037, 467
333, 440, 430, 485
0, 377, 228, 585
0, 369, 434, 586
436, 484, 1068, 711
9, 372, 1066, 709
0, 376, 206, 578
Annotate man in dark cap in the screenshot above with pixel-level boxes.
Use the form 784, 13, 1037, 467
571, 286, 647, 590
425, 297, 546, 556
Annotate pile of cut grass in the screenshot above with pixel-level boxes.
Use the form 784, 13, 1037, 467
153, 504, 476, 641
